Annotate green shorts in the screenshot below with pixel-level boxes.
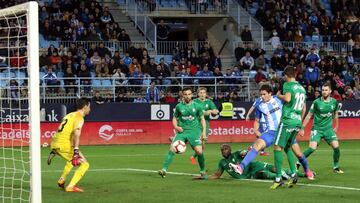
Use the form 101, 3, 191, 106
274, 123, 299, 149
173, 128, 202, 147
310, 128, 337, 144
249, 161, 273, 178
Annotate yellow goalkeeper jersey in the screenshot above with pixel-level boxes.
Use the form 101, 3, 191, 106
51, 111, 84, 147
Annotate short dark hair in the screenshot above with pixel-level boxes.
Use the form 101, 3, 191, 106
182, 87, 192, 93
322, 82, 332, 90
197, 87, 207, 93
284, 66, 296, 78
260, 84, 272, 93
76, 98, 90, 110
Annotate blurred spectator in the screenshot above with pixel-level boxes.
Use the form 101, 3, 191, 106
305, 48, 321, 63
92, 91, 105, 104
9, 79, 20, 100
42, 66, 60, 93
146, 81, 160, 103
239, 51, 254, 69
240, 25, 253, 42
134, 96, 147, 103
163, 91, 176, 103
194, 22, 208, 42
305, 61, 321, 87
254, 68, 267, 84
234, 42, 246, 61
63, 67, 76, 94
255, 54, 266, 70
157, 20, 170, 41
197, 64, 214, 84
95, 63, 110, 77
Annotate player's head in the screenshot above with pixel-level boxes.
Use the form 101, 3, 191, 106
76, 98, 91, 115
322, 83, 332, 99
220, 144, 232, 158
197, 87, 207, 100
259, 84, 272, 102
182, 87, 193, 103
283, 66, 296, 82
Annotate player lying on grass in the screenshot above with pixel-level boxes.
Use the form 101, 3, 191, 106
47, 98, 91, 192
300, 83, 344, 173
229, 84, 286, 174
159, 87, 207, 178
193, 144, 308, 180
190, 87, 218, 164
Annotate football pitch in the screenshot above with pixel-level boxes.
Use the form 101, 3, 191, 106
42, 141, 360, 203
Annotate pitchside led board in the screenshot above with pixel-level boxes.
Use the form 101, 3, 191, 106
1, 101, 360, 146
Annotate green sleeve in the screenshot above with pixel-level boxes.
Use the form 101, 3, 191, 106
173, 105, 180, 118
209, 100, 217, 110
335, 100, 340, 112
309, 100, 316, 113
217, 160, 225, 174
283, 82, 291, 94
197, 103, 204, 117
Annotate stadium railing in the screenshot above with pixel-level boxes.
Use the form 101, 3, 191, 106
33, 76, 250, 103
126, 1, 157, 52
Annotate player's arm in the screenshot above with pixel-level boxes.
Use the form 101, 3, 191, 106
200, 115, 206, 140
276, 91, 291, 103
210, 101, 219, 115
253, 118, 261, 138
298, 104, 308, 137
71, 119, 84, 166
303, 102, 315, 128
333, 106, 339, 132
173, 106, 183, 132
246, 106, 255, 121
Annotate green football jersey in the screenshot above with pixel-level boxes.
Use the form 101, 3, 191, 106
309, 97, 338, 130
217, 151, 251, 179
173, 100, 204, 130
193, 98, 217, 122
281, 81, 306, 126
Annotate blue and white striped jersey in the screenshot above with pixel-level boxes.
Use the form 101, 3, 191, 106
254, 96, 283, 131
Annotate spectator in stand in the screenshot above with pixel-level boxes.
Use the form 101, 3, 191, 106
194, 22, 208, 42
163, 91, 176, 103
112, 67, 126, 85
95, 63, 110, 77
305, 48, 321, 63
152, 64, 167, 85
254, 68, 267, 84
118, 29, 131, 41
9, 79, 20, 100
239, 51, 254, 70
63, 67, 76, 94
353, 44, 360, 63
353, 86, 360, 100
227, 91, 240, 102
146, 81, 160, 103
234, 42, 246, 62
240, 25, 253, 42
157, 19, 170, 41
197, 64, 214, 84
177, 67, 192, 85
42, 66, 60, 93
345, 51, 355, 66
92, 91, 105, 105
133, 95, 147, 103
10, 51, 26, 69
255, 54, 266, 71
305, 61, 321, 87
212, 53, 222, 70
269, 30, 281, 49
128, 58, 141, 74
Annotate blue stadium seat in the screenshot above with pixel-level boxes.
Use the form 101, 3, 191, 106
92, 79, 101, 87
102, 79, 112, 87
90, 72, 96, 78
56, 71, 64, 78
163, 55, 173, 64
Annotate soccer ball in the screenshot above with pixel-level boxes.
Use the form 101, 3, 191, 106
171, 140, 186, 154
42, 142, 49, 148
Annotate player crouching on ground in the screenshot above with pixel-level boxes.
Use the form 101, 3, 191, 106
193, 144, 308, 180
159, 87, 207, 178
47, 98, 91, 192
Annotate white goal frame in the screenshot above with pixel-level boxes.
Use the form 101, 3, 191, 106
1, 2, 41, 202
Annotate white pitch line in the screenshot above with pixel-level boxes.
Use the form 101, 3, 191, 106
42, 168, 360, 192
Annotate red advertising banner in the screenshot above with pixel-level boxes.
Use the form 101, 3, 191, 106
1, 119, 360, 147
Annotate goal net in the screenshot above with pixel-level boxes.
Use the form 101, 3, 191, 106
0, 2, 41, 203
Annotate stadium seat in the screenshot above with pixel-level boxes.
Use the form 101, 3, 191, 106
92, 79, 101, 87
102, 79, 112, 87
163, 55, 173, 64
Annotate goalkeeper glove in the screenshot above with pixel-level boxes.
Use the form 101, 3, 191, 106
71, 148, 81, 166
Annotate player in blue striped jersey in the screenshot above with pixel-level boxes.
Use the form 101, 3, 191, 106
230, 84, 283, 174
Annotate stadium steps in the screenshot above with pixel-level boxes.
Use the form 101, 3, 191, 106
103, 1, 148, 42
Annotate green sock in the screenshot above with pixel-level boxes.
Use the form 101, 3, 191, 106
193, 153, 198, 159
303, 147, 315, 158
162, 151, 175, 171
333, 147, 340, 168
285, 148, 297, 174
261, 171, 277, 179
274, 150, 283, 179
197, 153, 205, 172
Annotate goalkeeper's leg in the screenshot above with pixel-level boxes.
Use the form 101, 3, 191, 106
58, 161, 73, 189
66, 152, 89, 192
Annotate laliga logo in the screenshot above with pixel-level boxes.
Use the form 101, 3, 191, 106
99, 125, 114, 141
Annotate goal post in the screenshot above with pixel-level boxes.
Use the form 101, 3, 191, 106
0, 1, 41, 203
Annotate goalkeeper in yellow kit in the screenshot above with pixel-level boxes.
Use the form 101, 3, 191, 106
47, 98, 91, 192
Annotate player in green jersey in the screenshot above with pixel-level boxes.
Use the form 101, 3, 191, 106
159, 87, 207, 178
300, 83, 343, 173
271, 66, 314, 189
192, 144, 307, 180
190, 87, 219, 165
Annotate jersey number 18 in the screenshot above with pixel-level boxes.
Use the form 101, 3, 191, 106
294, 93, 305, 111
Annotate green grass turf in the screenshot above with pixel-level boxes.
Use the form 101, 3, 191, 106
6, 141, 360, 203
